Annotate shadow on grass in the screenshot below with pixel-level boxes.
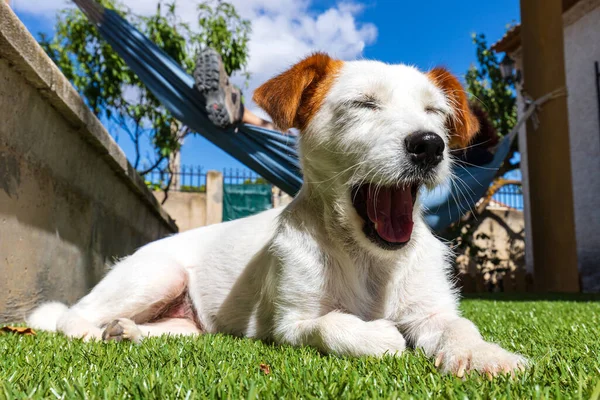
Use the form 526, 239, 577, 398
462, 292, 600, 302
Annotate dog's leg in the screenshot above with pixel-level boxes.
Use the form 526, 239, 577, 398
275, 311, 406, 357
400, 307, 527, 377
101, 317, 200, 343
57, 255, 190, 341
138, 318, 200, 337
268, 230, 406, 357
424, 316, 526, 377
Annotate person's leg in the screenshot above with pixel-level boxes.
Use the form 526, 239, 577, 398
242, 107, 277, 131
194, 47, 282, 132
50, 255, 192, 342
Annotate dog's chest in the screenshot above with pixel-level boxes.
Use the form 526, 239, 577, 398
324, 257, 394, 321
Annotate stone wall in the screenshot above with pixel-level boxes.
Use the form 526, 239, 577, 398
0, 3, 177, 322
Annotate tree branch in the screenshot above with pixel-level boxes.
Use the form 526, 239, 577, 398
160, 161, 175, 205
139, 155, 166, 176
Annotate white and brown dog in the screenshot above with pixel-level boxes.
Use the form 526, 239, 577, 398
28, 54, 526, 377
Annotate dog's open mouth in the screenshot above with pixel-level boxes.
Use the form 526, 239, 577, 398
351, 183, 419, 249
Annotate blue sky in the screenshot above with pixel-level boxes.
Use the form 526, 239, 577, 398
14, 0, 520, 173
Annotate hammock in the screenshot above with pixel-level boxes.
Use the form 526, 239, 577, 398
422, 86, 566, 230
73, 0, 557, 232
73, 0, 302, 196
422, 135, 513, 231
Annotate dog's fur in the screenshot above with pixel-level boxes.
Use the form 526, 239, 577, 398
28, 54, 526, 377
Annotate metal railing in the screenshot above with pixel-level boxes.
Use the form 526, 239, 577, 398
490, 181, 523, 210
144, 166, 269, 192
146, 165, 207, 192
222, 168, 266, 186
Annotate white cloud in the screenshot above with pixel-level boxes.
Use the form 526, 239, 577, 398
238, 2, 376, 117
15, 0, 377, 118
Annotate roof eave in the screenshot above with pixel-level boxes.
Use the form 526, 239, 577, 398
491, 0, 583, 53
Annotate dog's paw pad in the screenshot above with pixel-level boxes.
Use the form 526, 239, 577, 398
102, 318, 143, 344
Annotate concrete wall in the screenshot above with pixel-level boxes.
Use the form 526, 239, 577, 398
511, 0, 600, 291
206, 171, 223, 226
0, 3, 177, 322
154, 177, 293, 232
467, 209, 525, 273
272, 187, 293, 208
153, 191, 207, 231
456, 209, 526, 291
153, 170, 222, 232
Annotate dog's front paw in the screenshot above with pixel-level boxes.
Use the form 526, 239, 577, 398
102, 318, 144, 344
435, 341, 527, 378
364, 319, 407, 357
314, 314, 406, 357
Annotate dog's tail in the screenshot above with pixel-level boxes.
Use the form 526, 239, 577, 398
26, 301, 69, 332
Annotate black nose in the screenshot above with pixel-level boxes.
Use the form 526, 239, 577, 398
404, 131, 445, 167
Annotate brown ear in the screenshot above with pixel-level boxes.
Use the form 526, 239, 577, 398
427, 67, 480, 149
253, 53, 343, 131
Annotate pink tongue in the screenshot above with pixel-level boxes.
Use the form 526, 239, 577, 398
366, 185, 414, 243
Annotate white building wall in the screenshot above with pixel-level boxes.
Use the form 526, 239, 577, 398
563, 2, 600, 292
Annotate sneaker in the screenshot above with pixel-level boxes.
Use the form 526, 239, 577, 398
194, 47, 244, 129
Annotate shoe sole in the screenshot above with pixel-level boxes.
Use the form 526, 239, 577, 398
194, 50, 237, 128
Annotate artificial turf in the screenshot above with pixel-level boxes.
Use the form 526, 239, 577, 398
1, 294, 599, 399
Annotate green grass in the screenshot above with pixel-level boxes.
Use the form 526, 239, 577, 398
1, 295, 600, 399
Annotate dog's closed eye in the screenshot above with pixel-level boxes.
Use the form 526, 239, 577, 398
425, 106, 446, 116
349, 95, 380, 110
